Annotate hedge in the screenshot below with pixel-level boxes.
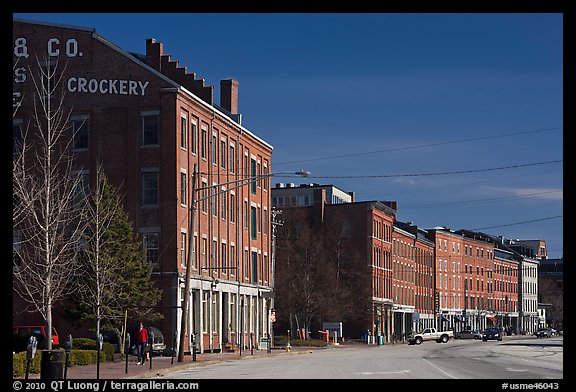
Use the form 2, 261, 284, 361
12, 345, 115, 378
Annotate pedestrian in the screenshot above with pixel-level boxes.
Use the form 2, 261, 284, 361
136, 322, 148, 365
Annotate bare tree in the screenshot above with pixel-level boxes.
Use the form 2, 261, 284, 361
13, 57, 84, 350
72, 165, 163, 337
74, 165, 127, 338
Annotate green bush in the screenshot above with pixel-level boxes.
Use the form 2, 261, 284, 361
72, 338, 114, 361
12, 351, 45, 378
13, 345, 114, 378
68, 350, 98, 366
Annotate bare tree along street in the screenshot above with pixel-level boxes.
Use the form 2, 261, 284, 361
155, 336, 562, 379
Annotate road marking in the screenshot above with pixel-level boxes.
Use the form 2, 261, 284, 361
506, 368, 529, 372
422, 358, 458, 379
356, 370, 411, 375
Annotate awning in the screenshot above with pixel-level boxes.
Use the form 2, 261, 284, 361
487, 316, 497, 323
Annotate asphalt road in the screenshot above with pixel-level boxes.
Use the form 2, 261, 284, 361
154, 335, 563, 379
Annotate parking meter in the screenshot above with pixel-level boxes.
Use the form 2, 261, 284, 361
64, 335, 73, 379
96, 333, 103, 379
26, 335, 37, 361
96, 333, 103, 351
65, 335, 73, 352
148, 331, 154, 368
25, 336, 37, 379
124, 332, 131, 354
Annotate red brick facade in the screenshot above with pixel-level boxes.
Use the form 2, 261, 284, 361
13, 19, 273, 353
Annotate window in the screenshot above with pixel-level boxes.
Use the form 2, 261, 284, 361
212, 239, 218, 272
263, 162, 269, 190
230, 244, 236, 274
211, 184, 218, 217
251, 251, 258, 284
250, 158, 257, 194
13, 119, 23, 155
229, 144, 235, 173
220, 139, 227, 169
244, 249, 249, 280
143, 233, 159, 268
230, 193, 236, 223
142, 170, 159, 206
202, 237, 208, 269
71, 115, 89, 150
212, 134, 217, 165
141, 111, 159, 146
221, 188, 227, 220
180, 114, 187, 150
222, 242, 227, 271
201, 179, 208, 213
72, 171, 90, 208
180, 171, 187, 205
181, 232, 187, 267
251, 206, 257, 240
201, 126, 207, 159
244, 200, 249, 229
191, 120, 198, 154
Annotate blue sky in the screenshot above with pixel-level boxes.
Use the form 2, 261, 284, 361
14, 13, 563, 258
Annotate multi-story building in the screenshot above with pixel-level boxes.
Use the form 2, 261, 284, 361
271, 183, 354, 208
504, 238, 540, 335
13, 18, 274, 354
392, 221, 435, 340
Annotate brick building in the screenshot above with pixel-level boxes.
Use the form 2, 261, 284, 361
13, 18, 274, 353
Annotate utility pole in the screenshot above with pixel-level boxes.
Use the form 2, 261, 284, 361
178, 164, 198, 362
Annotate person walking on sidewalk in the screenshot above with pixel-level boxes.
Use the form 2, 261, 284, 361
136, 322, 149, 365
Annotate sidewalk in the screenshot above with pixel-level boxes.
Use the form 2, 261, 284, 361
19, 345, 317, 380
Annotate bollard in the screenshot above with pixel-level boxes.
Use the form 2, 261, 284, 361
25, 336, 37, 380
64, 335, 72, 379
148, 331, 154, 370
96, 333, 103, 380
192, 334, 197, 362
124, 333, 131, 374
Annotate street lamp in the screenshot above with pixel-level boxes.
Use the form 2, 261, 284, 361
177, 166, 310, 362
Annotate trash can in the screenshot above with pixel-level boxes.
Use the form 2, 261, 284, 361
40, 350, 65, 379
377, 336, 385, 345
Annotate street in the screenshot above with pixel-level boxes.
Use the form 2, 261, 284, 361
154, 336, 563, 379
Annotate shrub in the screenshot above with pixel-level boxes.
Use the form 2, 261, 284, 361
68, 350, 98, 366
12, 351, 45, 378
72, 338, 114, 361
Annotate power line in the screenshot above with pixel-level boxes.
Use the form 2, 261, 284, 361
274, 126, 563, 166
472, 215, 563, 231
273, 159, 562, 179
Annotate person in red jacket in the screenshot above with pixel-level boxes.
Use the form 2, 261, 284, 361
135, 322, 149, 365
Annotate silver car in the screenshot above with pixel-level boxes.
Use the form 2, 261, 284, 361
454, 329, 482, 340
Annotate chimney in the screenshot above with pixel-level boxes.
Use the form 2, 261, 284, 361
382, 201, 397, 210
220, 79, 239, 115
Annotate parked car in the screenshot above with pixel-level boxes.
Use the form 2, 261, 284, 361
13, 325, 60, 347
407, 327, 453, 345
454, 329, 482, 340
535, 328, 553, 338
482, 327, 503, 341
126, 326, 166, 355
